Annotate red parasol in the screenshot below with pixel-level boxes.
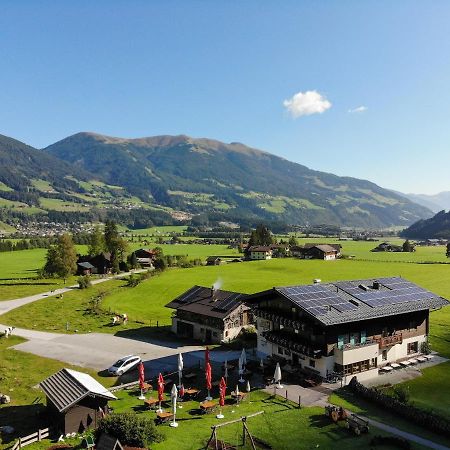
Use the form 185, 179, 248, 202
179, 384, 185, 398
157, 372, 164, 402
219, 376, 226, 407
138, 362, 145, 390
205, 346, 210, 369
205, 361, 212, 391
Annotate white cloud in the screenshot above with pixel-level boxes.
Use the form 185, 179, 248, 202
348, 105, 368, 113
283, 90, 332, 118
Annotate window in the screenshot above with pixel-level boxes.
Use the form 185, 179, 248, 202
225, 330, 228, 337
200, 328, 204, 333
309, 359, 316, 368
382, 350, 387, 361
407, 341, 418, 354
278, 346, 283, 355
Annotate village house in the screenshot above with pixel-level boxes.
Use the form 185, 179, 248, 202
246, 277, 448, 384
247, 246, 273, 260
165, 285, 252, 344
131, 248, 156, 267
293, 244, 340, 260
371, 242, 403, 252
40, 368, 116, 434
76, 252, 112, 275
206, 256, 222, 266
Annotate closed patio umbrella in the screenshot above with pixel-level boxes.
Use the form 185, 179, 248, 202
177, 353, 184, 388
274, 362, 283, 389
170, 384, 178, 428
138, 362, 146, 400
157, 373, 164, 413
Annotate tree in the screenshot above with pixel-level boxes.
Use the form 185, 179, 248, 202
96, 413, 163, 448
127, 252, 139, 269
446, 243, 450, 258
88, 225, 105, 256
288, 235, 298, 247
43, 234, 77, 278
402, 239, 415, 253
104, 220, 128, 272
248, 224, 274, 247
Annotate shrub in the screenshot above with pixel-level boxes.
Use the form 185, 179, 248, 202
420, 341, 431, 355
78, 275, 92, 289
126, 274, 141, 288
96, 413, 163, 447
392, 385, 410, 404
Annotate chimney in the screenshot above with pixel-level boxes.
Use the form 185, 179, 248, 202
211, 285, 216, 301
373, 280, 380, 290
313, 279, 321, 284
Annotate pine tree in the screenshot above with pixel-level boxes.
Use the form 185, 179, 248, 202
288, 235, 298, 247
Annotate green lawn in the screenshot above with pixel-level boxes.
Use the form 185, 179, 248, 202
128, 390, 426, 450
0, 336, 117, 449
0, 248, 84, 300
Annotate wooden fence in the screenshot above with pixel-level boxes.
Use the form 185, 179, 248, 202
10, 428, 49, 450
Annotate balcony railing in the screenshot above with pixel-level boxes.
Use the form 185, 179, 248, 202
374, 333, 403, 349
262, 330, 322, 359
337, 339, 376, 351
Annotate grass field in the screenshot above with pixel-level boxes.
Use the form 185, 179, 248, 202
0, 336, 116, 449
0, 248, 83, 300
111, 389, 426, 450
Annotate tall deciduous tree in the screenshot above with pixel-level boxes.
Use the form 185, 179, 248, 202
104, 220, 128, 273
88, 225, 105, 256
43, 233, 77, 278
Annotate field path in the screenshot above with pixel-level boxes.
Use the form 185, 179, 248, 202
0, 269, 146, 316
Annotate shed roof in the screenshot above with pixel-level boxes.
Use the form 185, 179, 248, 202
247, 277, 449, 326
40, 368, 116, 413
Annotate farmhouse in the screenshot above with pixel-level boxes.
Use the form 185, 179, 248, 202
246, 277, 448, 384
293, 244, 340, 260
371, 242, 403, 252
165, 285, 252, 343
247, 246, 273, 260
206, 256, 222, 266
77, 252, 112, 275
40, 368, 116, 434
131, 248, 156, 267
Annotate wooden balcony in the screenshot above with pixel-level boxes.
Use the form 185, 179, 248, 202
375, 333, 402, 349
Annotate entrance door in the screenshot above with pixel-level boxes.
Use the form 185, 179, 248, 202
205, 329, 212, 343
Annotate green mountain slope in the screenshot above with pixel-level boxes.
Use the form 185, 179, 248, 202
0, 134, 172, 224
401, 210, 450, 238
44, 132, 433, 227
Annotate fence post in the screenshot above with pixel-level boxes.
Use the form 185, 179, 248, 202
298, 395, 301, 408
18, 438, 22, 449
38, 429, 41, 441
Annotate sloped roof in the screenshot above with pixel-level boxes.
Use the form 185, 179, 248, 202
165, 285, 249, 319
247, 277, 449, 326
248, 246, 272, 252
40, 368, 116, 412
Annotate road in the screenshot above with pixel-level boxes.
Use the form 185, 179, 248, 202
0, 269, 146, 316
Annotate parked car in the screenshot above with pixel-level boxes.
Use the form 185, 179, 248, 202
108, 355, 142, 376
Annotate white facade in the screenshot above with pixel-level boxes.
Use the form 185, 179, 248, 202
256, 317, 427, 385
250, 251, 272, 260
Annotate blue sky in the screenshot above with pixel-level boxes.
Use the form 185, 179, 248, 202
1, 1, 449, 194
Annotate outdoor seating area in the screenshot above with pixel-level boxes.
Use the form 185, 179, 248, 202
379, 354, 435, 374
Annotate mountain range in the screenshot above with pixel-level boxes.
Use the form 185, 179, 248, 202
399, 191, 450, 213
0, 132, 434, 229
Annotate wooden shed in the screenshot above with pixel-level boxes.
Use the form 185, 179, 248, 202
40, 368, 116, 434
